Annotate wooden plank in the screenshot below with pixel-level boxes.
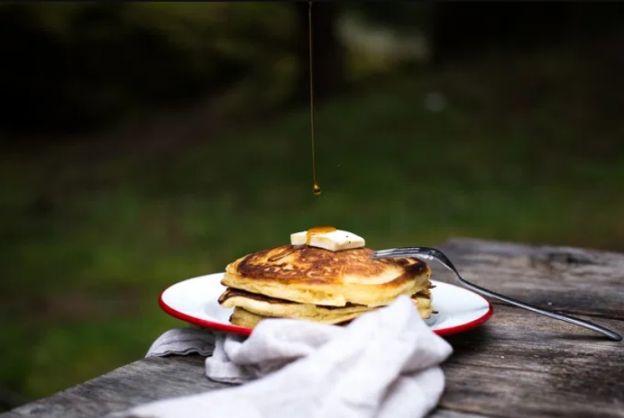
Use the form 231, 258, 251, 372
439, 238, 624, 319
0, 356, 496, 418
430, 409, 490, 418
442, 304, 624, 418
2, 356, 231, 418
7, 307, 621, 418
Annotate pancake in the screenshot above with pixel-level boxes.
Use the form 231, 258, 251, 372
228, 291, 433, 328
230, 307, 271, 328
219, 288, 373, 322
229, 307, 365, 328
222, 245, 431, 307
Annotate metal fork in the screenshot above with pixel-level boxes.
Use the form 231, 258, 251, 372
373, 246, 622, 341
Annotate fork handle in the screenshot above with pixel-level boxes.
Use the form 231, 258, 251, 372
451, 270, 622, 341
376, 247, 622, 341
431, 250, 622, 341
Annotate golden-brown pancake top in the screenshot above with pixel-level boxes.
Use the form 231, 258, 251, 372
227, 245, 427, 286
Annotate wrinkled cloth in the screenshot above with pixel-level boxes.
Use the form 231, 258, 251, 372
147, 327, 217, 357
129, 296, 452, 418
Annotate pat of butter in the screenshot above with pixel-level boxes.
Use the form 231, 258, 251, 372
290, 229, 365, 251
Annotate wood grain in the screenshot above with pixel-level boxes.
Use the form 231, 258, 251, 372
2, 238, 623, 418
3, 356, 230, 418
439, 238, 624, 319
430, 410, 489, 418
443, 304, 624, 418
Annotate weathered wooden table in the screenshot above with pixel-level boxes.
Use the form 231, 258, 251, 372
2, 238, 623, 418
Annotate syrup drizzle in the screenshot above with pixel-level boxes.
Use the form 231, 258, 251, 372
305, 226, 337, 245
268, 226, 337, 261
308, 1, 321, 196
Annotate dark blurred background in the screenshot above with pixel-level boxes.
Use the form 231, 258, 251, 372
1, 2, 624, 410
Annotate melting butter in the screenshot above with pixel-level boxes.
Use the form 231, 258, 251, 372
291, 227, 365, 251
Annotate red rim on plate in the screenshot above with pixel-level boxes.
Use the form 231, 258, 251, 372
158, 284, 493, 337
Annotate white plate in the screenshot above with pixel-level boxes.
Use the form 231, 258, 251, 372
159, 273, 493, 336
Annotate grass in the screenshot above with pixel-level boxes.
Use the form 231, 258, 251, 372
1, 44, 624, 406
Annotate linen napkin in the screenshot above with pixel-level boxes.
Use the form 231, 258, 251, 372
147, 327, 217, 358
129, 296, 452, 418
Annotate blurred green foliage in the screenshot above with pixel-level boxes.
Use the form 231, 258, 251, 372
0, 3, 298, 131
2, 40, 624, 405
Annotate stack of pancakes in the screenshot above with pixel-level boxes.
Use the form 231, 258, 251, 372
218, 244, 433, 327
